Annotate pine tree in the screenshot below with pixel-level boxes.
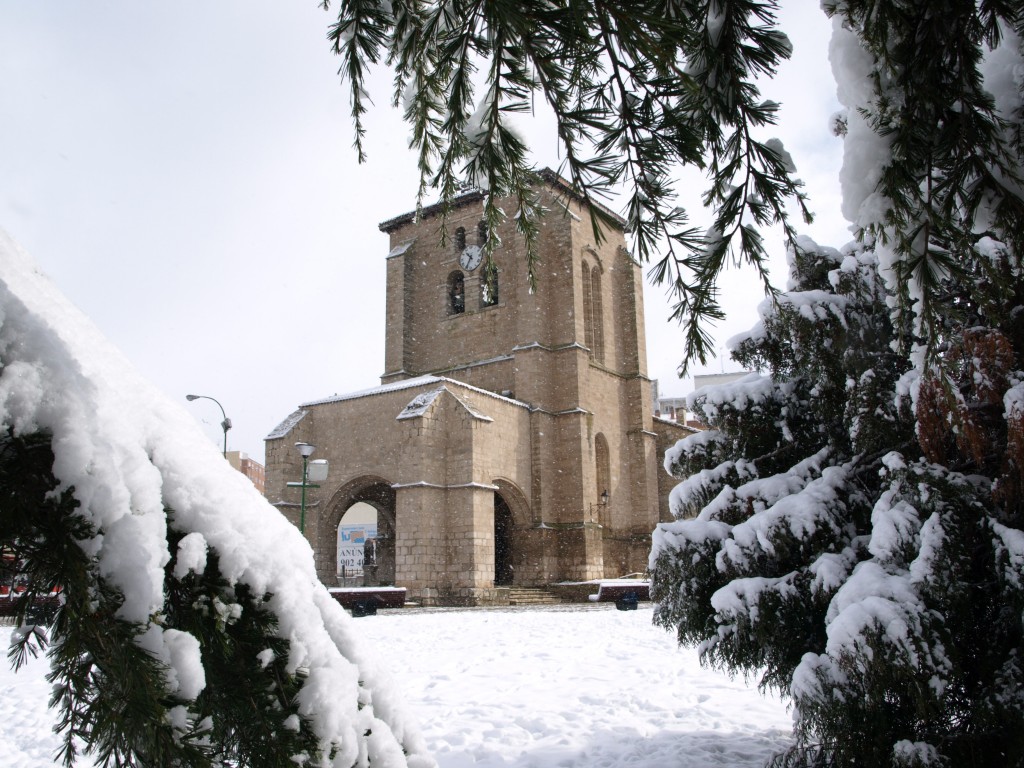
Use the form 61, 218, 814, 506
0, 429, 384, 767
0, 231, 432, 768
649, 3, 1024, 764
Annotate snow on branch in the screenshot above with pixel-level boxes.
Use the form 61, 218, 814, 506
0, 229, 433, 767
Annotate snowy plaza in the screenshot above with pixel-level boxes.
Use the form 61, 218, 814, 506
3, 605, 793, 768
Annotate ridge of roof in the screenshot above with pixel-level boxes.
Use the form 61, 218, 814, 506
297, 375, 529, 410
378, 169, 626, 233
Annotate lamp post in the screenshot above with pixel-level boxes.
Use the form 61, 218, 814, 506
591, 489, 609, 525
186, 394, 232, 457
288, 442, 318, 534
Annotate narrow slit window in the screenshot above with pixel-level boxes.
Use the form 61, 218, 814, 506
591, 266, 604, 363
448, 271, 465, 315
582, 260, 594, 355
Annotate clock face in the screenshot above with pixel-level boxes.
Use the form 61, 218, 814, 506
459, 244, 483, 271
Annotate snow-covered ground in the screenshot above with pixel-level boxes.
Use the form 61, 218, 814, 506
3, 604, 793, 768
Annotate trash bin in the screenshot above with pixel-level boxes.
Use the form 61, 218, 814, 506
351, 600, 378, 617
615, 592, 639, 611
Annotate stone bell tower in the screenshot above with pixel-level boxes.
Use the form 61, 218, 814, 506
265, 171, 679, 605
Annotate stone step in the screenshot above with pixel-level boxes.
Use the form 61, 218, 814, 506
507, 587, 562, 605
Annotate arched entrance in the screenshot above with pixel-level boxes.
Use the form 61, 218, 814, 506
322, 478, 396, 587
336, 502, 376, 586
494, 493, 514, 586
491, 479, 531, 587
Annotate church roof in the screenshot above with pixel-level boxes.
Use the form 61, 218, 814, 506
296, 375, 529, 411
377, 168, 626, 233
265, 375, 533, 440
396, 385, 494, 422
265, 408, 307, 440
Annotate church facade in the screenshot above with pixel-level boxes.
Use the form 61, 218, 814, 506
265, 171, 689, 605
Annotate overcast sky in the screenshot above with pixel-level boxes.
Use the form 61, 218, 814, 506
1, 2, 849, 463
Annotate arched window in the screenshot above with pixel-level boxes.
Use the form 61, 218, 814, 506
454, 226, 466, 251
481, 266, 499, 307
448, 271, 465, 315
477, 220, 488, 246
590, 265, 605, 363
582, 260, 594, 353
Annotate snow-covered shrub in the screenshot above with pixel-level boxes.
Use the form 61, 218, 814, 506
0, 230, 434, 768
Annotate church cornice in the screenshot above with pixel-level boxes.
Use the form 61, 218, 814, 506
532, 521, 604, 530
390, 481, 500, 491
511, 341, 588, 353
429, 354, 514, 376
378, 189, 486, 233
377, 169, 627, 233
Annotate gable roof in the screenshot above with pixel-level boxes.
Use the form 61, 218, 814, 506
297, 375, 528, 411
396, 385, 494, 423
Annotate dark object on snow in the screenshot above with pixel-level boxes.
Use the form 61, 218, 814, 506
615, 592, 639, 611
328, 587, 406, 610
589, 582, 650, 604
351, 600, 377, 617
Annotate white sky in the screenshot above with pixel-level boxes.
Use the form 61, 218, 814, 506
1, 2, 849, 463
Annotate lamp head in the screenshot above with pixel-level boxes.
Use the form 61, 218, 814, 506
295, 442, 315, 458
186, 394, 200, 401
600, 489, 609, 505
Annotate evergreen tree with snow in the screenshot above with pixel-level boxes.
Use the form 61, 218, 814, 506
0, 231, 433, 768
647, 3, 1024, 766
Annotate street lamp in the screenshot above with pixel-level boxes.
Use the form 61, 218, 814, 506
186, 394, 232, 458
288, 442, 318, 534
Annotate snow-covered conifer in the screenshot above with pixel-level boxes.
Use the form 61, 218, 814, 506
0, 231, 434, 768
652, 3, 1024, 765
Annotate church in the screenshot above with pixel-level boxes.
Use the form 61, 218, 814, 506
265, 170, 690, 605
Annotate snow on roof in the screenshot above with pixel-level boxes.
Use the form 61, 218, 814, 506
653, 415, 699, 433
265, 408, 307, 440
396, 388, 444, 420
387, 239, 415, 259
300, 375, 445, 407
420, 387, 494, 422
395, 385, 497, 423
299, 375, 528, 411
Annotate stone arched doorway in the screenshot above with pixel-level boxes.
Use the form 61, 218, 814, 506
494, 493, 514, 586
322, 477, 396, 587
492, 479, 531, 587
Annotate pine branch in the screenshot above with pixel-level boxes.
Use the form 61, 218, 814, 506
324, 0, 808, 373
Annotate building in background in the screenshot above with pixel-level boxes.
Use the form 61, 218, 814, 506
654, 372, 753, 429
226, 451, 265, 495
265, 171, 691, 605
